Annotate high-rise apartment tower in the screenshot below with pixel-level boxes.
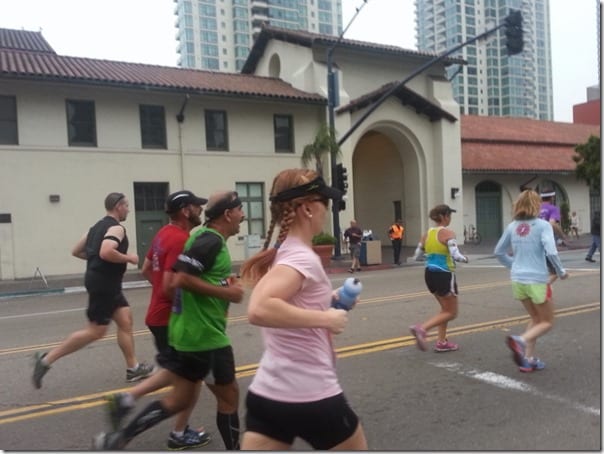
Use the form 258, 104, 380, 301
415, 0, 553, 120
174, 0, 342, 72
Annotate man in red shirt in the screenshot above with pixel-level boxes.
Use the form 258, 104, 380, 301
104, 190, 211, 450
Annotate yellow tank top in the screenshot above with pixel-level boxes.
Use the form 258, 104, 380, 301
424, 227, 454, 271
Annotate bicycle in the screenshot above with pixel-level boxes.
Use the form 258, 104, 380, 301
464, 224, 482, 245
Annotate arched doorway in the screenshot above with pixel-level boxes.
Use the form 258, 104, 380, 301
475, 180, 502, 241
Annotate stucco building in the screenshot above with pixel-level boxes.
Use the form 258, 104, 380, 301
0, 26, 597, 280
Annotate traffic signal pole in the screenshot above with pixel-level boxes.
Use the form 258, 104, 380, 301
337, 10, 522, 148
327, 0, 368, 259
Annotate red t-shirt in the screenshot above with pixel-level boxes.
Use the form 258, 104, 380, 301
144, 224, 189, 326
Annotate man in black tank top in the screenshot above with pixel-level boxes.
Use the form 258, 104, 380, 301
32, 192, 154, 389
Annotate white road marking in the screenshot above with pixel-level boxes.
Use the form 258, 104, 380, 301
431, 361, 600, 416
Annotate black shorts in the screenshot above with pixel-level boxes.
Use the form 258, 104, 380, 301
245, 391, 359, 450
148, 325, 169, 354
157, 344, 235, 385
425, 268, 458, 296
86, 291, 129, 325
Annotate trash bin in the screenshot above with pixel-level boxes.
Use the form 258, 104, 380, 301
244, 234, 262, 259
360, 240, 382, 265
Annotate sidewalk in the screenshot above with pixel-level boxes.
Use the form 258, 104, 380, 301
0, 234, 592, 299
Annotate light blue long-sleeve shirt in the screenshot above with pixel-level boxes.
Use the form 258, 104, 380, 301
494, 217, 566, 284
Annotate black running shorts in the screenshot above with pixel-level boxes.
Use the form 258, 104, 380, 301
424, 268, 458, 296
245, 391, 359, 449
158, 344, 236, 385
86, 291, 129, 325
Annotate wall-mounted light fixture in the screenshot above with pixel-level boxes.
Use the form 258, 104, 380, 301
49, 194, 60, 203
450, 187, 460, 199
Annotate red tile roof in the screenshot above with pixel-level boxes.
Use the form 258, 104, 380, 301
338, 81, 457, 123
461, 115, 600, 173
0, 28, 55, 53
242, 25, 465, 74
0, 28, 325, 104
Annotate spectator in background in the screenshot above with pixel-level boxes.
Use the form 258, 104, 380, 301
585, 210, 600, 263
344, 220, 363, 273
539, 189, 567, 246
569, 211, 580, 239
388, 219, 405, 265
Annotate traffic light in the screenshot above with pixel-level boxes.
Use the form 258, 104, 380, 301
335, 163, 348, 194
504, 9, 523, 56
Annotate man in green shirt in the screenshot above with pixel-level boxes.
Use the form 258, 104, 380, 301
94, 190, 245, 451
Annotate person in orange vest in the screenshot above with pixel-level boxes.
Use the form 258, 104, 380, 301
388, 219, 405, 265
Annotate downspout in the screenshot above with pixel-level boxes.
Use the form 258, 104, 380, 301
176, 94, 190, 187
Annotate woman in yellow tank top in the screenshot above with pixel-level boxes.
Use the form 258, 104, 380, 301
409, 204, 468, 352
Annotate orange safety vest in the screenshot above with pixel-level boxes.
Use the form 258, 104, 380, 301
389, 224, 404, 240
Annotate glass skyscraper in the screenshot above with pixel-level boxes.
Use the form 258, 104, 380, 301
174, 0, 342, 72
415, 0, 553, 120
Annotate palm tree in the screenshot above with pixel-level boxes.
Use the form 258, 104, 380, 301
301, 123, 341, 175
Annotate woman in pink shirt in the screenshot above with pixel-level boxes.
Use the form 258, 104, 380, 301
239, 168, 367, 450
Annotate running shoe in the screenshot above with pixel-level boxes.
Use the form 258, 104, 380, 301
106, 392, 133, 431
519, 357, 545, 373
506, 335, 526, 367
409, 324, 427, 351
434, 339, 459, 352
167, 426, 212, 450
32, 352, 50, 389
92, 431, 125, 450
126, 362, 155, 382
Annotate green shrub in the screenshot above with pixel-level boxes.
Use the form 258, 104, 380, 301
312, 231, 337, 245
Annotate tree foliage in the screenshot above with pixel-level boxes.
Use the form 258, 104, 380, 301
573, 135, 600, 192
301, 123, 341, 175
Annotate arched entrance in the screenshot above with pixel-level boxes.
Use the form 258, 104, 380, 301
475, 180, 502, 241
351, 124, 421, 246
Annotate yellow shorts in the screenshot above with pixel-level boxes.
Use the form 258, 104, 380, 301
511, 282, 548, 304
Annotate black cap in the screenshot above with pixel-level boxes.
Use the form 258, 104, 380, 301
431, 204, 456, 217
165, 190, 208, 214
270, 176, 343, 203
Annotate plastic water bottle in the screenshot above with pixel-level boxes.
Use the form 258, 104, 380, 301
332, 277, 363, 311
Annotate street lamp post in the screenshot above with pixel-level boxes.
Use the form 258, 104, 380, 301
327, 0, 368, 259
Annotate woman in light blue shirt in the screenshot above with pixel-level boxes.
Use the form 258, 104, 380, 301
494, 189, 568, 372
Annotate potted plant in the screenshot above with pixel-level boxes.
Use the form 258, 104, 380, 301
312, 231, 337, 268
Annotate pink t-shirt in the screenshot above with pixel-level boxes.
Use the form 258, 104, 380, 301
248, 236, 343, 403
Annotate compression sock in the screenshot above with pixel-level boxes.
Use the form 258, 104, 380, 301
216, 411, 240, 450
122, 400, 172, 442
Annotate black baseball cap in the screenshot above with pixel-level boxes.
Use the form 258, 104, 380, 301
270, 176, 343, 202
431, 204, 457, 217
165, 190, 208, 214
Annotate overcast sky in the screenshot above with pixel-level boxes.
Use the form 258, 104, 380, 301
0, 0, 599, 122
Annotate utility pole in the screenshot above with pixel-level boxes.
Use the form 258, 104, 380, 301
327, 0, 368, 259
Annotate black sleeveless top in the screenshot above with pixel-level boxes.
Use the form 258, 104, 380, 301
84, 216, 129, 293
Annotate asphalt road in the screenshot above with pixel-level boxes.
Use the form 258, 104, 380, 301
0, 249, 600, 451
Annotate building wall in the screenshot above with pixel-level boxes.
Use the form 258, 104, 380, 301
0, 79, 325, 279
240, 38, 464, 246
461, 174, 592, 236
573, 99, 601, 126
